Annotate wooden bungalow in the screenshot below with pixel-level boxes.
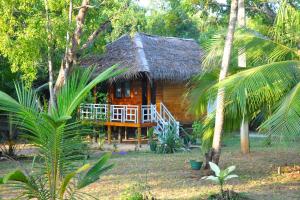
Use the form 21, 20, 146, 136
80, 33, 202, 144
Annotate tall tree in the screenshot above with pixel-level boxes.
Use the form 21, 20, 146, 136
44, 0, 55, 108
237, 0, 250, 154
211, 0, 239, 164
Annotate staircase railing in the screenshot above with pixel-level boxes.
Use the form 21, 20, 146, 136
79, 103, 179, 136
160, 103, 180, 135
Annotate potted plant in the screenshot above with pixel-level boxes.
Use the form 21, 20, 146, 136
190, 149, 205, 170
190, 159, 203, 170
147, 128, 157, 152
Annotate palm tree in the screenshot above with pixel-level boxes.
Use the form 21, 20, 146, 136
237, 0, 249, 154
210, 0, 238, 164
0, 66, 123, 199
190, 0, 299, 163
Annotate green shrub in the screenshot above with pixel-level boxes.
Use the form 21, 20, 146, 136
120, 182, 155, 200
192, 121, 204, 143
147, 128, 157, 152
156, 125, 184, 154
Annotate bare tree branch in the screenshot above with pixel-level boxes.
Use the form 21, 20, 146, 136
80, 20, 110, 51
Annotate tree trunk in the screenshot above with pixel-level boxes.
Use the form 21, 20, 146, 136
210, 0, 239, 165
237, 0, 250, 154
44, 0, 55, 109
54, 0, 90, 93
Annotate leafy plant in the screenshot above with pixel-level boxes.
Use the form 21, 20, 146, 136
120, 182, 156, 200
147, 128, 157, 152
0, 113, 19, 158
156, 125, 184, 154
0, 66, 122, 199
203, 162, 238, 197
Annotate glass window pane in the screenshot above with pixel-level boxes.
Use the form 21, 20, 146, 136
115, 82, 122, 98
124, 81, 131, 97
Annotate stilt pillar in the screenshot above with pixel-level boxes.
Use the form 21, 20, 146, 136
137, 127, 142, 147
107, 126, 112, 144
118, 127, 122, 143
125, 127, 128, 140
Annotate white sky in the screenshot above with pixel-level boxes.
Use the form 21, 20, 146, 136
138, 0, 227, 8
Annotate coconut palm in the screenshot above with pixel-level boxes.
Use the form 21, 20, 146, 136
0, 66, 123, 199
190, 0, 300, 155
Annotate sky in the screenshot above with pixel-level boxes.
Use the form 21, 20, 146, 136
138, 0, 227, 8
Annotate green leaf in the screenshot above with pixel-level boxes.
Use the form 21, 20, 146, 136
59, 164, 91, 199
209, 162, 220, 176
225, 165, 236, 174
77, 153, 114, 189
204, 175, 220, 184
224, 174, 238, 181
3, 170, 29, 184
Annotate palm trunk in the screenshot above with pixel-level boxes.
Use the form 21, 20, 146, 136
211, 0, 239, 164
237, 0, 250, 154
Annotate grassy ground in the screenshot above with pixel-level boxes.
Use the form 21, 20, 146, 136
0, 136, 300, 199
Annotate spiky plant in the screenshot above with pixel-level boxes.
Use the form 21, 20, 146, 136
0, 66, 123, 199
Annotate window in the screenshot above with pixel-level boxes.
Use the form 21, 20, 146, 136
115, 82, 122, 98
124, 81, 131, 97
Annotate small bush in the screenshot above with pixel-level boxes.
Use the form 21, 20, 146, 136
120, 182, 156, 200
156, 125, 184, 154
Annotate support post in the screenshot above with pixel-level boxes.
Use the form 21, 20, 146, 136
137, 127, 142, 147
118, 127, 122, 143
125, 127, 128, 140
107, 126, 112, 144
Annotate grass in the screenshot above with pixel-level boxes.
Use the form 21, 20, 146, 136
1, 136, 300, 199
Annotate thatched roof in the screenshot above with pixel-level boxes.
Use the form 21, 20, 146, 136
80, 32, 203, 82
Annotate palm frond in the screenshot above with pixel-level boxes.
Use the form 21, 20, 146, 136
218, 61, 300, 118
234, 28, 300, 65
260, 82, 300, 139
55, 65, 125, 118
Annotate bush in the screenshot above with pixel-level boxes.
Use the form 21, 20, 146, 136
147, 128, 157, 152
156, 125, 184, 154
192, 121, 204, 143
120, 182, 156, 200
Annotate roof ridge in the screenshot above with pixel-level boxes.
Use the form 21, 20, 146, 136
132, 33, 150, 72
135, 32, 197, 42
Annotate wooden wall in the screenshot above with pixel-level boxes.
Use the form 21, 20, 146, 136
156, 81, 195, 125
109, 80, 143, 105
106, 79, 195, 125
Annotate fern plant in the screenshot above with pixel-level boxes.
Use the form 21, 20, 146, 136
0, 66, 123, 199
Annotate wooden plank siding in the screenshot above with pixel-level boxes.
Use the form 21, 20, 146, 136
157, 81, 195, 124
105, 79, 195, 126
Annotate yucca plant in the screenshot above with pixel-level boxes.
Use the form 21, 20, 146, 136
0, 66, 123, 199
156, 125, 184, 154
